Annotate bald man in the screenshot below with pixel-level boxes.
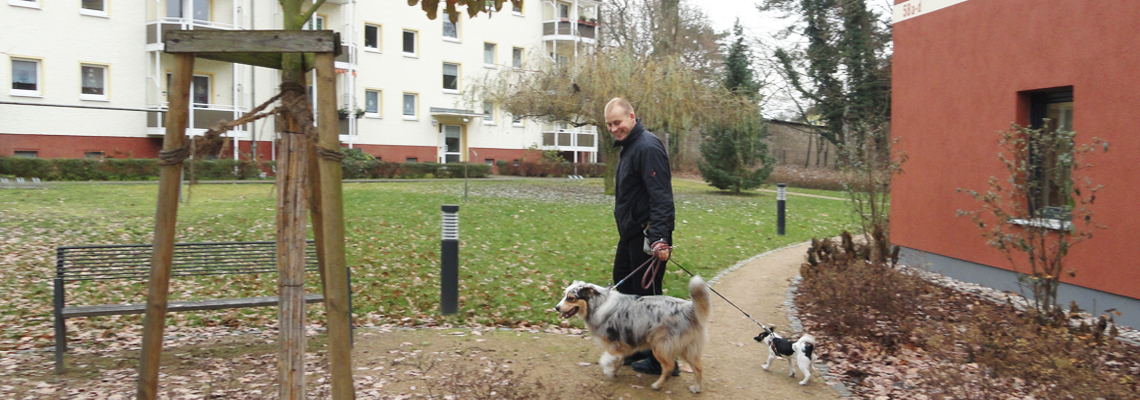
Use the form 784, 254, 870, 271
603, 98, 678, 376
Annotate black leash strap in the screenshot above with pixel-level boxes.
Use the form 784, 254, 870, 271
669, 257, 767, 329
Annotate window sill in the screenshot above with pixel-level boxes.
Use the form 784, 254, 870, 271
402, 53, 418, 58
402, 116, 418, 121
483, 121, 496, 126
80, 9, 109, 17
8, 0, 41, 9
80, 96, 110, 102
512, 123, 524, 128
443, 37, 461, 43
364, 114, 381, 119
484, 64, 497, 69
363, 47, 381, 54
512, 12, 523, 17
442, 89, 460, 95
1009, 218, 1072, 231
9, 90, 42, 98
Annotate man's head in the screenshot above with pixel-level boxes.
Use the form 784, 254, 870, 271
604, 98, 636, 141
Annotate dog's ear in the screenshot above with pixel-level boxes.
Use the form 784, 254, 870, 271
576, 286, 597, 299
768, 325, 777, 333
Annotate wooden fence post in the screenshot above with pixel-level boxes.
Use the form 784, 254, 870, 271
277, 110, 310, 400
137, 53, 194, 400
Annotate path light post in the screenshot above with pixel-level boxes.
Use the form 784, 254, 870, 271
777, 183, 787, 236
440, 205, 459, 315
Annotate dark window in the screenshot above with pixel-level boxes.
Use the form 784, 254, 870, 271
85, 151, 105, 160
364, 25, 379, 49
1027, 87, 1074, 218
403, 30, 416, 54
14, 151, 38, 158
81, 0, 104, 11
406, 157, 418, 163
443, 63, 459, 91
484, 158, 495, 165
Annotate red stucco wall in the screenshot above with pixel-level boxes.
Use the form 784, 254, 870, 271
891, 0, 1140, 299
0, 134, 163, 159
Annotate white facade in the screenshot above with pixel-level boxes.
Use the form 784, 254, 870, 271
0, 0, 600, 164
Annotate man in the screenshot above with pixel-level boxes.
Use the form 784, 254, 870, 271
604, 97, 677, 376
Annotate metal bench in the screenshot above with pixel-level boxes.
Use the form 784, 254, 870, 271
53, 241, 343, 372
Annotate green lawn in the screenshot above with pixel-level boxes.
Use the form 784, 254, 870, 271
0, 179, 858, 351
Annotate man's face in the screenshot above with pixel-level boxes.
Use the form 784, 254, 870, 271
605, 106, 636, 141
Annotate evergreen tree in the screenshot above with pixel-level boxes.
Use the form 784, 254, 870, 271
697, 20, 774, 193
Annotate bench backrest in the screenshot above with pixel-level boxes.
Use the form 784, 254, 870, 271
56, 241, 318, 281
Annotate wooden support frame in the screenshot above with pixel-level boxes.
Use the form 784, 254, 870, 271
138, 29, 353, 400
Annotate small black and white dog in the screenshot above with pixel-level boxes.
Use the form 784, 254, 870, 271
754, 326, 816, 385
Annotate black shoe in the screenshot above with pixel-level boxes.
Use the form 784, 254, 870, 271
631, 357, 681, 376
623, 350, 653, 366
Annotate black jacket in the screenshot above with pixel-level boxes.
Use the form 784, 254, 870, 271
613, 120, 675, 245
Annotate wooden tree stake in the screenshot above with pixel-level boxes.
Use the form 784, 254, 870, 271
137, 53, 194, 400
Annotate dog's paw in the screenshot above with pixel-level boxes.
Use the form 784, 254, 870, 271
688, 385, 701, 394
799, 380, 808, 386
761, 364, 770, 371
788, 371, 796, 377
651, 382, 663, 390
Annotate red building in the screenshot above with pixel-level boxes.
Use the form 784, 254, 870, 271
890, 0, 1140, 327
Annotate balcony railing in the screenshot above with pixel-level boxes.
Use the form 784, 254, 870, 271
542, 127, 597, 150
147, 19, 242, 47
542, 19, 598, 40
147, 104, 250, 138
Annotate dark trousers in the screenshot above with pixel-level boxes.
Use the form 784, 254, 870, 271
612, 234, 666, 296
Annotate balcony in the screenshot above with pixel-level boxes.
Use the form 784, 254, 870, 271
542, 19, 598, 43
147, 18, 243, 50
542, 126, 597, 151
147, 104, 251, 139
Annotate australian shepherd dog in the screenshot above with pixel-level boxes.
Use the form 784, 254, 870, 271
555, 276, 711, 393
754, 326, 816, 385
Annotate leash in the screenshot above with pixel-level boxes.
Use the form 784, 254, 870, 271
661, 247, 772, 331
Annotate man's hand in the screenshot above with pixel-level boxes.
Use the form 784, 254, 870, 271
651, 241, 671, 262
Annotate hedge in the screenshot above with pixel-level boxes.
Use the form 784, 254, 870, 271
0, 157, 491, 181
496, 160, 606, 177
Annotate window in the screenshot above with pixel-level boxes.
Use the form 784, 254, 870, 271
512, 3, 522, 14
442, 63, 459, 92
483, 101, 495, 125
559, 3, 569, 18
484, 43, 497, 67
364, 24, 380, 52
512, 47, 523, 68
166, 73, 210, 107
9, 0, 40, 9
442, 19, 458, 41
80, 0, 107, 16
405, 157, 418, 163
80, 64, 108, 101
85, 151, 105, 160
402, 30, 417, 56
485, 158, 495, 165
304, 14, 325, 30
512, 114, 523, 127
1026, 87, 1075, 220
166, 0, 210, 21
402, 92, 417, 120
364, 89, 381, 117
10, 58, 41, 96
13, 151, 37, 158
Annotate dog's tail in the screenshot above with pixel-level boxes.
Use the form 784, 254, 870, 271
689, 275, 711, 324
796, 334, 817, 361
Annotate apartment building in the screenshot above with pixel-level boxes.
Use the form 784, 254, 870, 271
0, 0, 600, 165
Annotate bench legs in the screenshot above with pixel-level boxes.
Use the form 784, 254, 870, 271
54, 276, 67, 373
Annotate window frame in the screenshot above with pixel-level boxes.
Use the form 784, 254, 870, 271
80, 0, 108, 17
364, 88, 382, 118
402, 92, 418, 120
9, 56, 43, 97
13, 150, 38, 158
9, 0, 41, 9
512, 2, 522, 15
512, 47, 524, 69
85, 151, 105, 160
304, 13, 326, 31
484, 42, 497, 68
1024, 87, 1075, 223
363, 23, 381, 53
79, 63, 110, 101
442, 62, 461, 94
512, 113, 524, 127
442, 18, 460, 42
482, 101, 495, 125
402, 29, 418, 58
